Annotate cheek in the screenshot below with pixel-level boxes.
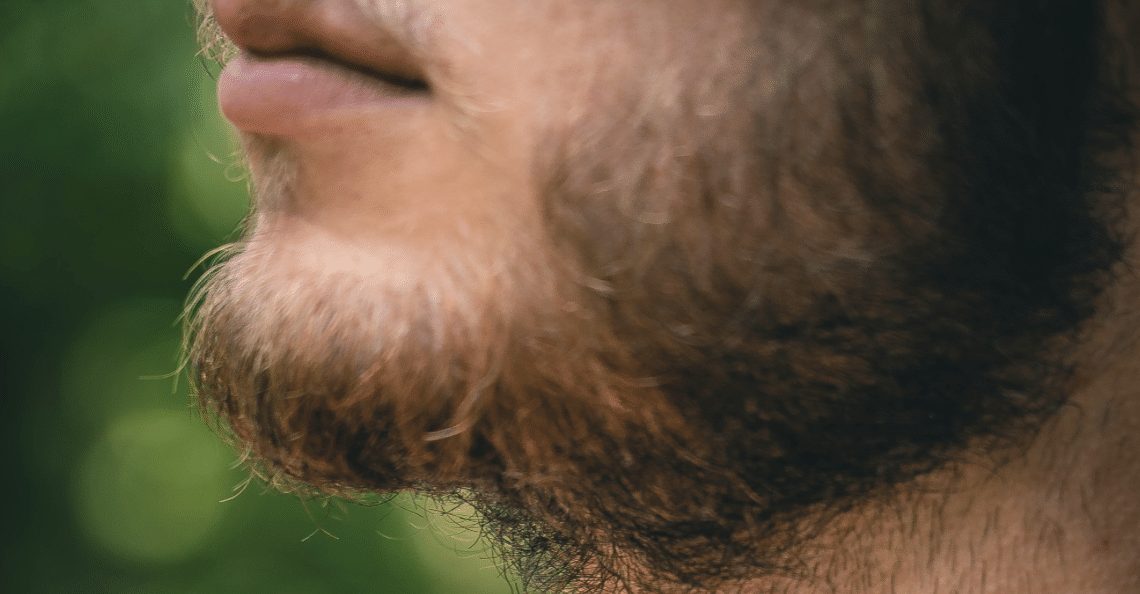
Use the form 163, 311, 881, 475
435, 1, 757, 180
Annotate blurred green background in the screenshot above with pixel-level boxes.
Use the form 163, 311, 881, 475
1, 2, 514, 592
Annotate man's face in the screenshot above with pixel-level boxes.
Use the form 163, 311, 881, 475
206, 0, 762, 286
192, 0, 1119, 589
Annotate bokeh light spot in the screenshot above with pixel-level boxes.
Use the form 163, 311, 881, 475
72, 409, 232, 564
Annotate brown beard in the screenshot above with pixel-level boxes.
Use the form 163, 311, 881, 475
189, 1, 1132, 591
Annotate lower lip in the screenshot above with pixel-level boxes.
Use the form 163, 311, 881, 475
217, 53, 429, 136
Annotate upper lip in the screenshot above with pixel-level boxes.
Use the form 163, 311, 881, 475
209, 0, 430, 89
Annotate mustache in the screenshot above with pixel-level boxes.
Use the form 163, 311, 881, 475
193, 0, 445, 68
193, 0, 235, 65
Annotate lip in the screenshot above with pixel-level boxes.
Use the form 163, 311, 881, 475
209, 0, 433, 136
218, 52, 430, 136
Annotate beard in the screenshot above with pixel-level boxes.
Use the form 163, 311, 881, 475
189, 2, 1130, 591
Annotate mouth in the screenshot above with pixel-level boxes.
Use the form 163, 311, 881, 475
265, 46, 430, 93
208, 0, 433, 135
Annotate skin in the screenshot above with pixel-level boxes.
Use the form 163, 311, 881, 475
754, 273, 1140, 594
191, 0, 1140, 591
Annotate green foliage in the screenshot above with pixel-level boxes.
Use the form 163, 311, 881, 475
1, 3, 514, 592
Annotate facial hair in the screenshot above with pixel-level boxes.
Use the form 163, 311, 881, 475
189, 1, 1131, 591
